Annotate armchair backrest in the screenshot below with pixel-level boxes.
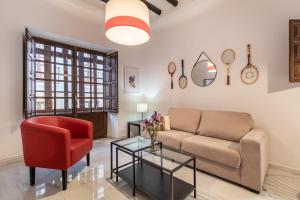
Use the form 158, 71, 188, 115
29, 116, 62, 127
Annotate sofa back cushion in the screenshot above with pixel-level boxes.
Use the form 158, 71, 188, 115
168, 108, 201, 134
197, 111, 253, 142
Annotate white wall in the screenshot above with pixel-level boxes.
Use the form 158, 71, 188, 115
0, 0, 146, 161
136, 0, 300, 170
1, 0, 300, 171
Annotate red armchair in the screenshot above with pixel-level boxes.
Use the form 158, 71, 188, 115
20, 116, 93, 190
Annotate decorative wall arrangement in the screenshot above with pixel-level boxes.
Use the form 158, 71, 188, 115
124, 67, 140, 93
166, 45, 260, 90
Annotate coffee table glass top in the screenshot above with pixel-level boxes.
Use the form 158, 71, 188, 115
112, 136, 161, 152
136, 147, 194, 173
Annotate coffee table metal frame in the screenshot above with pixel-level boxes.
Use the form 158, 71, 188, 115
110, 137, 196, 200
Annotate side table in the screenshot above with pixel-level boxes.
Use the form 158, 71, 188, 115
127, 120, 142, 138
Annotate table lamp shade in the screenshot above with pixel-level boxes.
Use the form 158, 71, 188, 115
137, 103, 147, 113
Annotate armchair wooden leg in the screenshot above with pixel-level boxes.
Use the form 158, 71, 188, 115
87, 153, 90, 166
29, 167, 35, 186
62, 170, 67, 190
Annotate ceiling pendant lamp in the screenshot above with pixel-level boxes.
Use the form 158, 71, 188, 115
105, 0, 150, 46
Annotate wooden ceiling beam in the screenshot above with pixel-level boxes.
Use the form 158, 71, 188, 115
140, 0, 162, 15
99, 0, 162, 15
166, 0, 178, 7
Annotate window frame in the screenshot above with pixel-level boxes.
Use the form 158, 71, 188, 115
34, 41, 74, 115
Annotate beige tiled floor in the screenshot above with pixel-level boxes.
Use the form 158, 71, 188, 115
0, 139, 299, 200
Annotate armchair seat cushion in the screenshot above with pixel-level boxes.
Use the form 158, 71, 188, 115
157, 130, 194, 149
70, 139, 91, 165
182, 135, 241, 168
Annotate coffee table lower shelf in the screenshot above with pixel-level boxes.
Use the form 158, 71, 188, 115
117, 162, 195, 200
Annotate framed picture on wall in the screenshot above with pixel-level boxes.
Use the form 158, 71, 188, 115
124, 67, 140, 93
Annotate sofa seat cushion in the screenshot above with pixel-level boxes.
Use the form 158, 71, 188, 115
182, 135, 241, 168
197, 111, 253, 142
157, 130, 194, 149
168, 108, 201, 134
70, 139, 91, 165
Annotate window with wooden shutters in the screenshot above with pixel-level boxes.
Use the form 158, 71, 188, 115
23, 29, 118, 119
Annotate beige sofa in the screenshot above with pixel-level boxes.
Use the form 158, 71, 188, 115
156, 108, 269, 192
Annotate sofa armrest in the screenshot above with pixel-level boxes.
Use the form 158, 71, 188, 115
20, 120, 71, 170
240, 129, 269, 192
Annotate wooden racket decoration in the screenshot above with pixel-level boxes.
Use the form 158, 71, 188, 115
179, 59, 187, 89
221, 49, 236, 85
241, 45, 259, 85
168, 62, 176, 89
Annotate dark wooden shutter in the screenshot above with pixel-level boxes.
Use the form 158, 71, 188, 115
104, 52, 118, 113
23, 28, 36, 118
289, 20, 300, 82
91, 53, 105, 112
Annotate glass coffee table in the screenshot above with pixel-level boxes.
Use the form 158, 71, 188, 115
111, 136, 196, 200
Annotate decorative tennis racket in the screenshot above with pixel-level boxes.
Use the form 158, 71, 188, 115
179, 59, 187, 89
241, 45, 259, 85
168, 62, 176, 89
221, 49, 236, 85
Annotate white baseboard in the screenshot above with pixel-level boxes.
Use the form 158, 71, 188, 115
269, 163, 300, 175
0, 155, 23, 167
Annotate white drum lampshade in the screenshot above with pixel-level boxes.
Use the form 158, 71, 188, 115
105, 0, 150, 46
137, 103, 147, 121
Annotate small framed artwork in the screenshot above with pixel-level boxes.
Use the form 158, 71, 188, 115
124, 67, 140, 93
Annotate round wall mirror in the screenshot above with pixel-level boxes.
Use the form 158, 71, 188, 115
191, 60, 217, 87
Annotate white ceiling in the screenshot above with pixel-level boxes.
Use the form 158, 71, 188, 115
65, 0, 195, 22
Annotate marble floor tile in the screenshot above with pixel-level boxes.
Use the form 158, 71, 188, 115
0, 138, 299, 200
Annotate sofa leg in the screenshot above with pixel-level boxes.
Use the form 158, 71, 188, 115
62, 170, 67, 190
87, 153, 90, 166
29, 167, 35, 186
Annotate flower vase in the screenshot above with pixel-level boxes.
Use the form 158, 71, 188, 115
149, 130, 158, 152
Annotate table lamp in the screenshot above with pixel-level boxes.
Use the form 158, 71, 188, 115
137, 103, 147, 121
